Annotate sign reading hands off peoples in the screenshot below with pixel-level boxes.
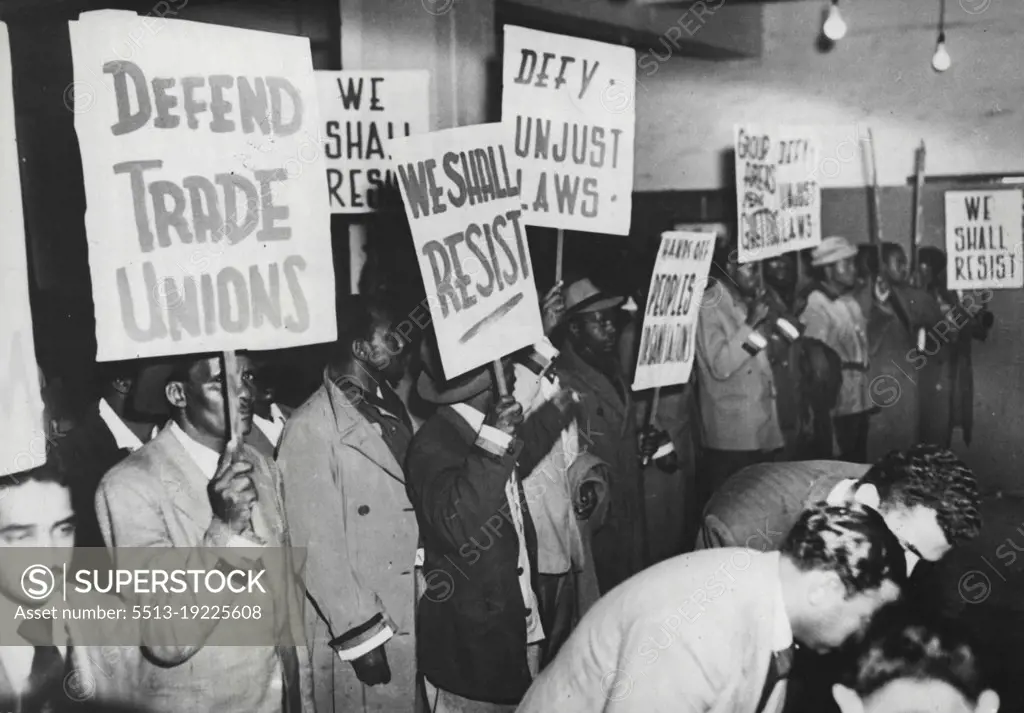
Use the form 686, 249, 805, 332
502, 26, 635, 236
0, 22, 46, 475
70, 11, 336, 361
390, 123, 543, 379
632, 232, 715, 391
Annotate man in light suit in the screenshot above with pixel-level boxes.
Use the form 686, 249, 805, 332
95, 353, 309, 713
277, 295, 419, 712
0, 463, 139, 711
515, 503, 907, 713
696, 445, 981, 574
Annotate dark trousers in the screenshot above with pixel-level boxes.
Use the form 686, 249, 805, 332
834, 412, 871, 462
536, 572, 576, 669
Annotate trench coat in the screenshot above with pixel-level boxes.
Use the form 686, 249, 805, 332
277, 375, 419, 713
558, 344, 645, 592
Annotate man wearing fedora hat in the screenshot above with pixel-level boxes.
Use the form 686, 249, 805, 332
556, 277, 652, 594
407, 335, 577, 711
802, 236, 873, 462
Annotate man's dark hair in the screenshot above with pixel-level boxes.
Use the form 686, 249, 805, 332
0, 462, 66, 493
881, 242, 907, 264
843, 604, 987, 703
166, 352, 221, 386
858, 444, 981, 545
333, 294, 399, 359
782, 503, 907, 596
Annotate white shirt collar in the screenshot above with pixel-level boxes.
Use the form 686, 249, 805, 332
827, 478, 881, 510
770, 552, 794, 650
168, 421, 222, 480
98, 398, 144, 452
253, 403, 286, 447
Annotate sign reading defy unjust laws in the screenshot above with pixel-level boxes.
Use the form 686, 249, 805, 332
945, 190, 1023, 290
502, 26, 635, 236
318, 71, 429, 213
70, 11, 336, 361
735, 125, 821, 263
632, 231, 715, 392
391, 123, 543, 378
0, 22, 46, 475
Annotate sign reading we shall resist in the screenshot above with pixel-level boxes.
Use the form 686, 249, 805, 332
70, 11, 336, 361
391, 123, 543, 379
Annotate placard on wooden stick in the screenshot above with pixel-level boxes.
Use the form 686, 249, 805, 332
501, 25, 636, 237
390, 123, 544, 379
945, 190, 1023, 290
317, 70, 430, 213
70, 11, 337, 362
632, 231, 716, 392
734, 125, 822, 263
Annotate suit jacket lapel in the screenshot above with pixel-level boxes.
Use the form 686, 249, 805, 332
153, 428, 219, 531
323, 374, 406, 485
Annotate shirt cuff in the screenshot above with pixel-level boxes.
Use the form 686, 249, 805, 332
475, 425, 513, 457
330, 614, 396, 661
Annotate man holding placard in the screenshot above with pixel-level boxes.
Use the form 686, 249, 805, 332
694, 242, 784, 501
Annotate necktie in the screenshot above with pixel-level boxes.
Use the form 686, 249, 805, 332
17, 619, 66, 713
755, 646, 795, 713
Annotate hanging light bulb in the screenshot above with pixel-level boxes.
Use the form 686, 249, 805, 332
932, 34, 951, 72
823, 1, 847, 41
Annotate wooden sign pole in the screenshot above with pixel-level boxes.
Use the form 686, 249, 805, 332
555, 229, 565, 284
492, 358, 509, 398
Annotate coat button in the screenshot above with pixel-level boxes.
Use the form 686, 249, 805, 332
358, 505, 370, 515
597, 407, 605, 417
516, 567, 524, 576
524, 608, 533, 617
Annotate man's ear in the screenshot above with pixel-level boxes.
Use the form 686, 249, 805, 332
832, 684, 864, 713
976, 689, 1000, 713
165, 381, 187, 410
351, 338, 370, 363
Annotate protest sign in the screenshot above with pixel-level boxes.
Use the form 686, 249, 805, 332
735, 125, 821, 263
390, 123, 543, 379
318, 71, 429, 213
70, 11, 336, 361
945, 190, 1023, 290
502, 26, 635, 236
632, 231, 716, 391
0, 22, 47, 475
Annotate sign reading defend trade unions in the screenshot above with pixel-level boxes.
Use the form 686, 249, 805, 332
70, 11, 337, 361
734, 125, 822, 263
632, 231, 716, 392
317, 70, 430, 213
390, 123, 544, 379
945, 190, 1023, 290
502, 25, 635, 236
0, 22, 46, 475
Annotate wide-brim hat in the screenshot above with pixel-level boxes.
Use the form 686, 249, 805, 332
811, 236, 858, 267
416, 335, 494, 406
563, 278, 625, 318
